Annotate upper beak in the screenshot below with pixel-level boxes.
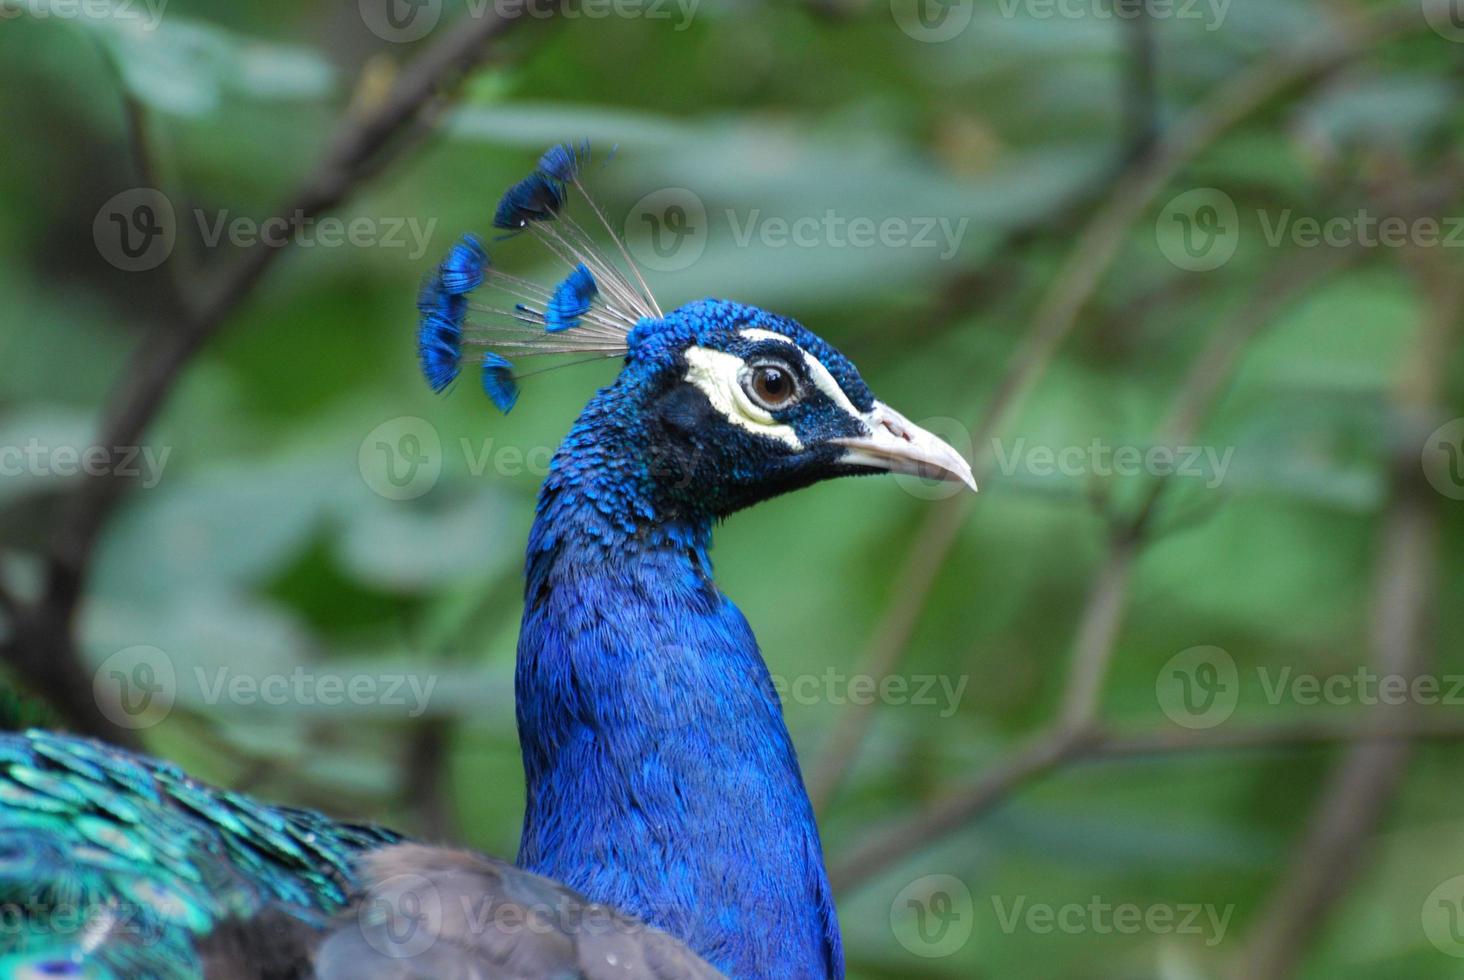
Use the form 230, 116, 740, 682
833, 402, 977, 492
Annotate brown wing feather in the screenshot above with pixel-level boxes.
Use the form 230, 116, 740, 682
310, 844, 726, 980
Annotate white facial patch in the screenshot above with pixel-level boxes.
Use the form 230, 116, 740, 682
736, 329, 866, 424
683, 346, 803, 450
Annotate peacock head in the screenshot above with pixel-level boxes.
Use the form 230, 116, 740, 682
417, 144, 974, 518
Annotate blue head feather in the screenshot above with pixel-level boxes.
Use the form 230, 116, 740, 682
440, 234, 487, 294
415, 234, 488, 392
480, 352, 519, 413
536, 141, 590, 184
492, 173, 565, 232
544, 264, 598, 333
416, 286, 465, 393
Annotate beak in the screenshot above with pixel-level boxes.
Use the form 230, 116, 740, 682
833, 402, 977, 492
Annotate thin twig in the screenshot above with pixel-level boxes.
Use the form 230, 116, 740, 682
807, 0, 1431, 812
1232, 188, 1461, 980
0, 5, 557, 743
828, 244, 1356, 895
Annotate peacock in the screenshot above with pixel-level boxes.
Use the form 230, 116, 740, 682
0, 145, 975, 979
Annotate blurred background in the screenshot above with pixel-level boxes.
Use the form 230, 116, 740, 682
3, 0, 1464, 977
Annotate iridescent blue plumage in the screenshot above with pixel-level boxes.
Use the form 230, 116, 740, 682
1, 144, 976, 980
544, 263, 598, 332
481, 351, 519, 413
536, 140, 589, 184
492, 172, 565, 231
0, 730, 399, 978
414, 235, 485, 392
440, 233, 487, 293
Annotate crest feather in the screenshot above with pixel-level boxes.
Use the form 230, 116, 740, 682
416, 144, 658, 413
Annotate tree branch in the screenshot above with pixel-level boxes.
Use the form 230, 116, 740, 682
829, 244, 1357, 895
1, 5, 557, 744
1231, 186, 1461, 980
806, 0, 1433, 812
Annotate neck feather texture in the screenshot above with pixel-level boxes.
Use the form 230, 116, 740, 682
514, 392, 844, 979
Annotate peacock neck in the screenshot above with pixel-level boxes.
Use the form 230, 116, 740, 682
513, 417, 844, 979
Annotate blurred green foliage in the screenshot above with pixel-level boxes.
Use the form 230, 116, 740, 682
3, 1, 1464, 977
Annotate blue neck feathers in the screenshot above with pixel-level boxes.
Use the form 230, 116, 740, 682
514, 379, 844, 978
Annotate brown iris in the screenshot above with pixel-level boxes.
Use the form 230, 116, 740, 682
748, 363, 797, 409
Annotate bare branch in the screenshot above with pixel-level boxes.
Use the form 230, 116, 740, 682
806, 1, 1431, 812
828, 242, 1357, 895
1, 5, 557, 743
1231, 190, 1462, 980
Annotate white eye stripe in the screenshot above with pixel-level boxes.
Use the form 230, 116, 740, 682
683, 346, 803, 450
736, 329, 863, 423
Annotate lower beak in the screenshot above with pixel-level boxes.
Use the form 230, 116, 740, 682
833, 402, 977, 492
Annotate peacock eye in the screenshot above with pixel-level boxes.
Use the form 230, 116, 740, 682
745, 361, 799, 410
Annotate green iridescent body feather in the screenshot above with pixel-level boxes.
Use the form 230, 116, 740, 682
0, 729, 399, 977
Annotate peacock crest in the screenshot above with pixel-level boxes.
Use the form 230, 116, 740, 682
416, 142, 663, 413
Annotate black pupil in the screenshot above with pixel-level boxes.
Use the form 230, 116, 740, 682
757, 367, 789, 402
